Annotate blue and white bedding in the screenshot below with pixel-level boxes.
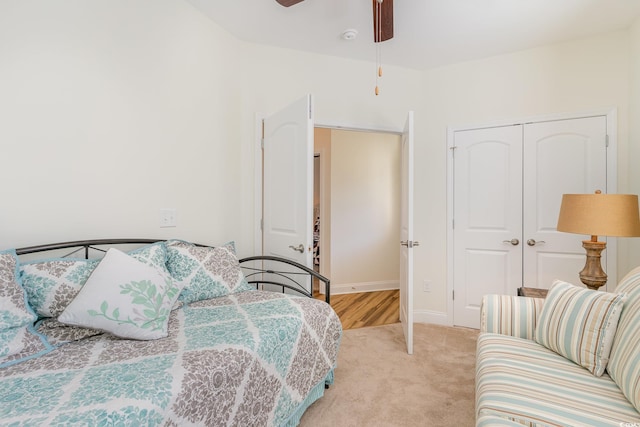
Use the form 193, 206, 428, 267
0, 290, 342, 426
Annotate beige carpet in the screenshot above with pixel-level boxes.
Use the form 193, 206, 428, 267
300, 322, 479, 427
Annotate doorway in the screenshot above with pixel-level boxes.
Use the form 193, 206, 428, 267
313, 127, 402, 329
313, 127, 401, 294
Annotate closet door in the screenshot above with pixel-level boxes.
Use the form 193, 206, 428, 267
452, 116, 610, 328
452, 125, 523, 328
522, 117, 608, 289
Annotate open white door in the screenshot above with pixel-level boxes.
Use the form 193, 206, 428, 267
400, 111, 415, 355
262, 95, 314, 282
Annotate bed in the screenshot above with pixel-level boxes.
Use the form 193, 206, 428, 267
0, 239, 341, 426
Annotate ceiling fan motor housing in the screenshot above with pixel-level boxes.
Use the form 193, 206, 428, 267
275, 0, 305, 7
373, 0, 394, 42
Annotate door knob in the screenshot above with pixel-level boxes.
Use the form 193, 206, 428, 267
288, 244, 304, 253
527, 239, 546, 246
502, 239, 519, 246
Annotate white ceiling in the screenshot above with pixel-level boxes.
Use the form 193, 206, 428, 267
185, 0, 640, 70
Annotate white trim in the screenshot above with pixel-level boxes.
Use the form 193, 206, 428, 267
254, 113, 264, 255
606, 109, 618, 196
315, 120, 402, 135
315, 146, 330, 294
604, 108, 618, 291
449, 107, 618, 132
446, 107, 618, 325
331, 280, 399, 295
413, 309, 449, 326
446, 125, 455, 326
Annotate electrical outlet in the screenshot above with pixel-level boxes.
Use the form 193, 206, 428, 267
159, 208, 177, 228
423, 280, 432, 292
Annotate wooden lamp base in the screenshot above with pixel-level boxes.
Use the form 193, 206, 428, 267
579, 239, 607, 290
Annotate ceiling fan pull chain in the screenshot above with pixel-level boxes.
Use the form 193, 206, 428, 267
375, 0, 383, 95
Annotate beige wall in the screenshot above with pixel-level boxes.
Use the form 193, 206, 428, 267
329, 130, 401, 292
0, 0, 246, 251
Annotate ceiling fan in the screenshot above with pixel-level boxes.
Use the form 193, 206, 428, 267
275, 0, 394, 42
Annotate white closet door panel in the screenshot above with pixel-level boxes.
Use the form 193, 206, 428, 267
523, 116, 608, 288
453, 125, 522, 328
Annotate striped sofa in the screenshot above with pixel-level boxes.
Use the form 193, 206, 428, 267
476, 266, 640, 426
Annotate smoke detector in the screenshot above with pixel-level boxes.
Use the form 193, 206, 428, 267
341, 29, 358, 41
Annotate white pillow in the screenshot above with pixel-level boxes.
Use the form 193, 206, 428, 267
58, 248, 182, 340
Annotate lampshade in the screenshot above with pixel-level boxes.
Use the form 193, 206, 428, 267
557, 193, 640, 237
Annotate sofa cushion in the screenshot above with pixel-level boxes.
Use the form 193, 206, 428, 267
0, 249, 52, 367
21, 242, 171, 318
166, 240, 253, 304
534, 280, 626, 376
476, 333, 640, 426
58, 248, 182, 340
480, 294, 544, 339
608, 266, 640, 412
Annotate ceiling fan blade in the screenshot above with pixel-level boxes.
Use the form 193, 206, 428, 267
373, 0, 394, 42
276, 0, 304, 7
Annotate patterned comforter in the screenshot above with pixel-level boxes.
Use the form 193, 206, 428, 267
0, 290, 342, 426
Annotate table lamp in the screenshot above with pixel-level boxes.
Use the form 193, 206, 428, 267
556, 190, 640, 290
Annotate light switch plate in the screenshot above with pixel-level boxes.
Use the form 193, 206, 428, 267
159, 208, 177, 227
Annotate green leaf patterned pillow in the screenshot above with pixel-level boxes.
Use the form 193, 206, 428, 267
0, 249, 52, 367
166, 240, 253, 304
21, 242, 171, 319
58, 248, 184, 340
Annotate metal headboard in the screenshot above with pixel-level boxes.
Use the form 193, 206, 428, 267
15, 239, 159, 258
15, 239, 330, 303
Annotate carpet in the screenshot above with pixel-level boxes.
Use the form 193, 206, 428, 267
300, 322, 479, 427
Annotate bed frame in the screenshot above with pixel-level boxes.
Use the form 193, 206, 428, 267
15, 239, 330, 304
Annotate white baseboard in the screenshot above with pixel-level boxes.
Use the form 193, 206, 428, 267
413, 309, 449, 326
331, 280, 399, 295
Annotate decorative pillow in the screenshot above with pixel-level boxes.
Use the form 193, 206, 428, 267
21, 242, 171, 318
166, 240, 253, 304
127, 242, 172, 278
0, 249, 52, 367
20, 258, 99, 318
534, 280, 627, 376
168, 239, 237, 254
58, 248, 183, 340
607, 266, 640, 412
222, 241, 237, 254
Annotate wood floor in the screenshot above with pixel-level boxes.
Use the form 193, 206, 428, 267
315, 289, 399, 330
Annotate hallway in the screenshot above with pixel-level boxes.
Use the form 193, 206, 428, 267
316, 289, 399, 330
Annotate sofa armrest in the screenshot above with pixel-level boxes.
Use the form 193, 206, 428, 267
480, 295, 545, 339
